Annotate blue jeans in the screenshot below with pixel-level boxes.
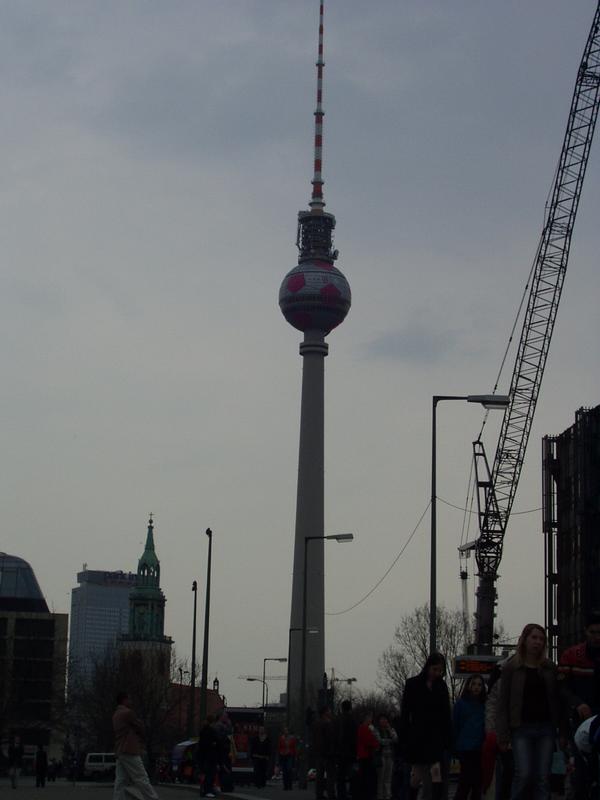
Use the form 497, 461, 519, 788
510, 723, 555, 800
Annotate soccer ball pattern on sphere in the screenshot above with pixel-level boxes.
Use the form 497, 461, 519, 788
279, 259, 351, 334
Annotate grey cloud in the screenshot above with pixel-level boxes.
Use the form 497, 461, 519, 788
364, 322, 459, 364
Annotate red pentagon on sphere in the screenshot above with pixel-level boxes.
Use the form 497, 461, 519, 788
320, 282, 341, 298
287, 273, 306, 293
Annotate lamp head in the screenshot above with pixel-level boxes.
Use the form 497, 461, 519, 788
332, 533, 354, 543
467, 394, 510, 409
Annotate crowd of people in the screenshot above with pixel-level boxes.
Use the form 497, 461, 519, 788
106, 615, 600, 800
267, 617, 600, 800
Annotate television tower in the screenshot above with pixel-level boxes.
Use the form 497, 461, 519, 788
279, 0, 351, 726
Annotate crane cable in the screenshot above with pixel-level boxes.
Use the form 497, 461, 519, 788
325, 501, 430, 616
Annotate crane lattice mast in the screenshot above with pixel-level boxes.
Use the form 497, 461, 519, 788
474, 3, 600, 653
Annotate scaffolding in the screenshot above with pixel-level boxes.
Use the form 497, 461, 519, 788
543, 405, 600, 657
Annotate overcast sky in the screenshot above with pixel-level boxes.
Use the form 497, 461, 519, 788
2, 0, 599, 706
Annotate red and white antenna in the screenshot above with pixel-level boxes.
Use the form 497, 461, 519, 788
309, 0, 326, 212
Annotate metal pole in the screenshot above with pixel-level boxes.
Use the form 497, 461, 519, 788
199, 528, 212, 721
300, 535, 309, 790
188, 581, 198, 736
262, 658, 267, 710
286, 629, 292, 727
178, 667, 183, 734
430, 397, 437, 654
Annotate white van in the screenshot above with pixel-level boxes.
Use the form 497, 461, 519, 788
83, 752, 116, 780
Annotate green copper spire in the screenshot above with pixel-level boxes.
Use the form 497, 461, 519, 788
127, 514, 168, 642
137, 513, 160, 587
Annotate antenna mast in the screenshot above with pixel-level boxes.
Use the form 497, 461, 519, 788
309, 0, 326, 211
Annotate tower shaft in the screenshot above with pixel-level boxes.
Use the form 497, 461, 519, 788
288, 331, 328, 728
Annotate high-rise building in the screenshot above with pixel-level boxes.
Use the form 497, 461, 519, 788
69, 568, 137, 681
0, 553, 68, 762
543, 404, 600, 656
278, 0, 351, 725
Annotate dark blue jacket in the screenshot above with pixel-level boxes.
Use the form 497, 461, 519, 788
453, 697, 485, 752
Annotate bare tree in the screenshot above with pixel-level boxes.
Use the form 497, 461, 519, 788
68, 645, 186, 772
378, 604, 468, 704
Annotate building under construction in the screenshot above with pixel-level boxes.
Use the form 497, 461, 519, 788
544, 405, 600, 657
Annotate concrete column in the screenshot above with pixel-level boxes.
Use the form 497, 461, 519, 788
288, 330, 328, 732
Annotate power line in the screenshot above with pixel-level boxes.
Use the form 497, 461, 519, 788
438, 496, 542, 516
326, 501, 430, 617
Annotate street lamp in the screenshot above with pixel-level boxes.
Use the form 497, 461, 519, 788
187, 581, 198, 737
299, 533, 353, 788
430, 394, 510, 653
247, 677, 268, 709
287, 628, 318, 727
179, 667, 189, 735
262, 658, 287, 710
199, 527, 213, 722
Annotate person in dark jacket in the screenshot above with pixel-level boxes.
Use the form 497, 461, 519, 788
8, 737, 24, 789
313, 706, 336, 799
250, 726, 271, 789
558, 613, 600, 800
35, 745, 49, 788
398, 653, 452, 800
197, 716, 219, 798
453, 675, 486, 800
497, 623, 563, 800
335, 700, 358, 800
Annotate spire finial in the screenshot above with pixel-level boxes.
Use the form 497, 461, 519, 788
309, 0, 326, 212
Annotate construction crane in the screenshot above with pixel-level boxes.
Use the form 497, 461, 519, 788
471, 3, 600, 654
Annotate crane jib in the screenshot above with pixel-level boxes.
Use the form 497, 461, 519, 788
474, 3, 600, 654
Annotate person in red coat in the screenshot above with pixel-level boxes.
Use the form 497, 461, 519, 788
357, 711, 380, 800
277, 727, 297, 791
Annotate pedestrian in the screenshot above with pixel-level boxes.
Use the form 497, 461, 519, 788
112, 691, 159, 800
335, 699, 358, 800
197, 716, 220, 798
376, 714, 398, 800
482, 663, 513, 800
8, 736, 24, 789
278, 726, 297, 791
496, 623, 563, 800
47, 758, 58, 783
357, 711, 381, 800
313, 706, 336, 799
453, 676, 486, 800
250, 725, 271, 789
398, 653, 452, 800
558, 612, 600, 800
214, 712, 235, 792
35, 744, 48, 788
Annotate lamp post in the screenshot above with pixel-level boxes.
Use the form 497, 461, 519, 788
287, 628, 318, 727
199, 527, 213, 722
299, 533, 353, 788
187, 581, 198, 736
430, 394, 510, 654
247, 677, 268, 709
178, 667, 189, 735
262, 658, 287, 710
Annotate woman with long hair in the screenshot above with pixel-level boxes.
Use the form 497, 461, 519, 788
496, 623, 562, 800
398, 653, 452, 800
453, 675, 486, 800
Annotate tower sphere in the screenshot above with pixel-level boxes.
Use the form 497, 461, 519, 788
279, 258, 351, 334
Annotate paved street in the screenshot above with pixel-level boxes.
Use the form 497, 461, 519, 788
0, 777, 196, 798
0, 777, 309, 800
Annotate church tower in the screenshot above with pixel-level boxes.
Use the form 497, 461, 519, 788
121, 515, 172, 652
